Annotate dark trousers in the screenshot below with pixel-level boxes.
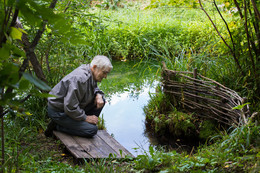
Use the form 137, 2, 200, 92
48, 101, 104, 137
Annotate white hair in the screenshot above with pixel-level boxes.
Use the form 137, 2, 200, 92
90, 55, 113, 70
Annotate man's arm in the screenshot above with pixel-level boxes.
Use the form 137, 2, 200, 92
63, 81, 87, 121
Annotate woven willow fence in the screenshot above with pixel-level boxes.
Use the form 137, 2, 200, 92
162, 63, 250, 126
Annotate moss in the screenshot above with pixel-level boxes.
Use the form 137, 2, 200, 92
144, 88, 198, 139
199, 120, 218, 140
168, 111, 196, 137
144, 86, 224, 146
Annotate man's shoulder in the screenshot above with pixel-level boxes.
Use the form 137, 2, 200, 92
63, 64, 91, 83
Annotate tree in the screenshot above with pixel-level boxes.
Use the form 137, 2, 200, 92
0, 0, 86, 168
198, 0, 259, 102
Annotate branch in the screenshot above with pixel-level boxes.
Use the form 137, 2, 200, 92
0, 4, 12, 47
64, 1, 71, 13
244, 0, 257, 79
17, 0, 58, 82
30, 22, 47, 50
30, 0, 58, 49
198, 0, 242, 71
19, 58, 29, 78
251, 0, 260, 20
248, 6, 259, 57
213, 0, 235, 51
10, 8, 19, 27
234, 0, 243, 19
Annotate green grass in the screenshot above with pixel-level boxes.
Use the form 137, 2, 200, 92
88, 6, 218, 60
133, 122, 260, 172
2, 1, 259, 172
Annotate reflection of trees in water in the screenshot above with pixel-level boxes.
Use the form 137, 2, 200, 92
100, 60, 159, 99
105, 80, 158, 104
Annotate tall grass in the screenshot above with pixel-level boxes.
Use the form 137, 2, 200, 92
90, 7, 217, 60
80, 5, 245, 95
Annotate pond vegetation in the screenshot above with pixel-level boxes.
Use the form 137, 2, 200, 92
1, 0, 259, 172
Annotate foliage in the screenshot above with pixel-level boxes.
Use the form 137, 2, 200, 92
144, 87, 196, 136
100, 0, 125, 10
83, 157, 134, 173
143, 85, 222, 145
0, 0, 89, 169
146, 0, 198, 8
199, 120, 219, 140
134, 122, 260, 172
1, 0, 259, 172
197, 0, 260, 104
84, 6, 216, 61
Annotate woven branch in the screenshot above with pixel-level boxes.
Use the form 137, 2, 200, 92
162, 63, 248, 126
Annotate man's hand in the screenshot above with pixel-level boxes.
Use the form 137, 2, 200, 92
85, 115, 98, 125
95, 94, 104, 109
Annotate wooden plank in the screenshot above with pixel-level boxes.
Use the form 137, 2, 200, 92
73, 135, 111, 158
75, 134, 120, 158
97, 130, 134, 158
53, 130, 135, 159
53, 131, 91, 159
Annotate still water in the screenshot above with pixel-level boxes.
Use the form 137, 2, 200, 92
101, 81, 157, 156
99, 61, 160, 156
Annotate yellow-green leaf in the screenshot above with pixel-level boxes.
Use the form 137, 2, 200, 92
25, 112, 32, 116
10, 27, 23, 40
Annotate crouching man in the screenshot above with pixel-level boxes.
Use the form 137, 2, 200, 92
45, 55, 112, 137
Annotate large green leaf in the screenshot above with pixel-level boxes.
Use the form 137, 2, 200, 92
10, 27, 23, 40
0, 63, 19, 95
18, 0, 42, 27
18, 78, 30, 90
10, 44, 26, 58
30, 89, 55, 98
0, 43, 10, 60
23, 72, 51, 91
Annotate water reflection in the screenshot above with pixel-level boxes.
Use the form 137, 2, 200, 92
101, 81, 158, 156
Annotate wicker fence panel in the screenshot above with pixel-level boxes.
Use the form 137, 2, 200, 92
162, 63, 249, 126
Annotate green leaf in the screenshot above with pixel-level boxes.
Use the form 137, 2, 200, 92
30, 89, 54, 98
19, 78, 30, 90
0, 43, 10, 60
69, 36, 87, 45
0, 63, 19, 86
10, 27, 23, 40
18, 1, 41, 27
232, 103, 250, 110
23, 72, 51, 91
10, 44, 26, 57
7, 0, 16, 6
3, 92, 16, 102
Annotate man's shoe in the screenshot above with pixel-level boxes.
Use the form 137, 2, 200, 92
44, 120, 57, 137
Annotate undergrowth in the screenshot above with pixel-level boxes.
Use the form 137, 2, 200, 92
134, 122, 260, 172
1, 1, 259, 172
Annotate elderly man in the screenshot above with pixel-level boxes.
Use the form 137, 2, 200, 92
45, 55, 113, 137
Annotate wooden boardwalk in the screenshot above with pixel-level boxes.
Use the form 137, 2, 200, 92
53, 130, 134, 159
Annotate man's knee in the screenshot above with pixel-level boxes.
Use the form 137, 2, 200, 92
81, 125, 98, 137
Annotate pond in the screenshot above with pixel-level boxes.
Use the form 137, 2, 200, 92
99, 60, 160, 156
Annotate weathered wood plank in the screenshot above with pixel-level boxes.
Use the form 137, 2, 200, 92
53, 130, 134, 159
76, 133, 120, 158
97, 130, 134, 158
53, 131, 91, 159
73, 135, 111, 158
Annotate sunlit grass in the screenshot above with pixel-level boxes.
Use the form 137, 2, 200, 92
3, 1, 258, 172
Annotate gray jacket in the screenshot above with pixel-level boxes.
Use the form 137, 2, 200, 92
48, 64, 104, 121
